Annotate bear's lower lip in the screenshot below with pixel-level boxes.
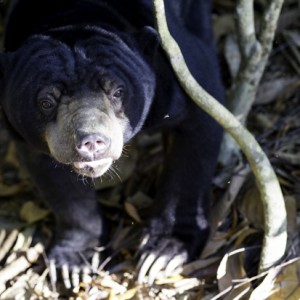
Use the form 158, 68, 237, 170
72, 158, 113, 170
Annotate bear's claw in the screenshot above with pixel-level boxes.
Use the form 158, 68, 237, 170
137, 235, 188, 285
48, 252, 100, 290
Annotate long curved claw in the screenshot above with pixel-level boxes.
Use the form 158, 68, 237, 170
47, 254, 95, 291
136, 252, 148, 270
61, 264, 71, 289
71, 266, 80, 289
82, 266, 92, 284
91, 252, 100, 272
137, 237, 189, 285
137, 252, 157, 284
147, 255, 169, 285
137, 238, 170, 284
49, 259, 57, 288
164, 253, 188, 277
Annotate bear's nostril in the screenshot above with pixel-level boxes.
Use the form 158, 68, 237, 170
83, 141, 91, 149
76, 133, 110, 159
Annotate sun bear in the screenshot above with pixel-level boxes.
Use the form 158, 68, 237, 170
0, 0, 224, 282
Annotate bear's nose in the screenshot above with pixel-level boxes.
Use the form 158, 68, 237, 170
75, 132, 110, 159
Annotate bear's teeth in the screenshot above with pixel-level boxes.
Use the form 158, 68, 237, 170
73, 158, 112, 169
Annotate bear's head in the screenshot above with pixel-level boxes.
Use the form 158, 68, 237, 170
0, 26, 158, 177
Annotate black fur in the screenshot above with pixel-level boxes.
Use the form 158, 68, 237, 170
0, 0, 224, 268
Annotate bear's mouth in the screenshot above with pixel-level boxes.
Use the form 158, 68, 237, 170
72, 157, 113, 177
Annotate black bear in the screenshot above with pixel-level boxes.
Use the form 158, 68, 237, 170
0, 0, 224, 283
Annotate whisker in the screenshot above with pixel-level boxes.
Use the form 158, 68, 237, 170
77, 173, 89, 186
109, 165, 122, 183
91, 175, 96, 187
106, 169, 115, 181
121, 144, 132, 157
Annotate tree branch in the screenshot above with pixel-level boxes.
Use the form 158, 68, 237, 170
152, 0, 287, 272
220, 0, 284, 165
236, 0, 256, 59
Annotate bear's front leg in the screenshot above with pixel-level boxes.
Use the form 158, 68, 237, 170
138, 108, 223, 284
16, 142, 105, 267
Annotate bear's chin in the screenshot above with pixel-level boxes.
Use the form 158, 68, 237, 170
72, 157, 113, 178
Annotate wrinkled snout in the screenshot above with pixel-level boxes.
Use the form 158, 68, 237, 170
72, 129, 114, 177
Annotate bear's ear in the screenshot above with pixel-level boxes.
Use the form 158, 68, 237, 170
136, 26, 160, 58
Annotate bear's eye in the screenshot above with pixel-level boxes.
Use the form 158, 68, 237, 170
112, 87, 124, 100
38, 95, 57, 113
